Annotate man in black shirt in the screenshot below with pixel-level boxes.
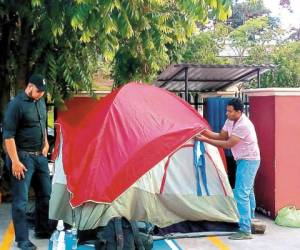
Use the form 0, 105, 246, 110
3, 74, 51, 250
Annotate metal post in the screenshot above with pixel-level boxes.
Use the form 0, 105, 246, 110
195, 93, 199, 111
184, 67, 189, 101
188, 93, 193, 106
257, 68, 261, 88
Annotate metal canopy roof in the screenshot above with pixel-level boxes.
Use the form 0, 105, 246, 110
155, 64, 274, 95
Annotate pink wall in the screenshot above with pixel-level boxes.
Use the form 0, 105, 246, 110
246, 89, 300, 218
275, 97, 300, 214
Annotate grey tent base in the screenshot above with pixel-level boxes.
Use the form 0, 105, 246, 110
153, 231, 234, 240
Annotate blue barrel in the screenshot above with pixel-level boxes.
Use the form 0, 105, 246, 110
203, 97, 232, 156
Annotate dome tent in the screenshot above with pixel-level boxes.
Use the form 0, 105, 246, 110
49, 83, 238, 230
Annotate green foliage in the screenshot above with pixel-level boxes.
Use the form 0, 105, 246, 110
230, 16, 274, 47
233, 16, 300, 87
177, 8, 300, 89
174, 4, 281, 67
226, 16, 282, 63
240, 32, 300, 88
244, 44, 271, 64
227, 0, 269, 28
109, 0, 232, 86
179, 32, 229, 64
0, 0, 232, 111
258, 42, 300, 87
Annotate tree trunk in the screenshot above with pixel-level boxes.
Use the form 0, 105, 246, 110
16, 15, 32, 92
0, 14, 14, 123
0, 78, 10, 124
0, 11, 32, 123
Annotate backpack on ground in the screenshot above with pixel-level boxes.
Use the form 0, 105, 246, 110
95, 217, 153, 250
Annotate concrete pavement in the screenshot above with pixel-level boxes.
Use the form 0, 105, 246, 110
1, 202, 300, 250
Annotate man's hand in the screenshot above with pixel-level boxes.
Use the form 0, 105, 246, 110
200, 129, 210, 136
195, 133, 209, 143
12, 160, 27, 180
42, 141, 49, 157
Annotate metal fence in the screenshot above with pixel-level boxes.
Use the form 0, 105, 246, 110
176, 91, 250, 117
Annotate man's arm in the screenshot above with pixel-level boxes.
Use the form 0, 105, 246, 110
42, 128, 49, 157
197, 134, 241, 149
201, 129, 229, 141
5, 138, 27, 180
3, 99, 26, 180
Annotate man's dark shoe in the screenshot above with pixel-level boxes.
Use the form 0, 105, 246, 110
17, 240, 37, 250
229, 230, 253, 240
35, 231, 51, 239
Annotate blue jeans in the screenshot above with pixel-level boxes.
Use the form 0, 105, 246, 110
234, 159, 260, 233
250, 187, 256, 219
7, 151, 51, 243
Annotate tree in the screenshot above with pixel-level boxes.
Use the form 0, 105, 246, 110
288, 27, 300, 41
0, 0, 232, 121
255, 42, 300, 87
173, 1, 300, 88
181, 32, 221, 64
228, 16, 282, 63
227, 0, 269, 28
178, 1, 280, 65
279, 0, 291, 9
177, 27, 230, 64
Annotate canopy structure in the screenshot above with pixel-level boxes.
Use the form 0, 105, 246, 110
155, 64, 274, 100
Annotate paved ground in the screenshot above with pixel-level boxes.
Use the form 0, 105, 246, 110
1, 202, 300, 250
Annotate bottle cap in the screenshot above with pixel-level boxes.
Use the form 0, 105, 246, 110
57, 220, 64, 231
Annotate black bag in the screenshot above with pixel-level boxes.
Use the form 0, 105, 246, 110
95, 217, 153, 250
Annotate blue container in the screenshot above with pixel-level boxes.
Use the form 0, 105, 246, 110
203, 97, 232, 156
65, 230, 73, 250
48, 230, 77, 250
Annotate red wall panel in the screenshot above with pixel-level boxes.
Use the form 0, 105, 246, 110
249, 96, 276, 217
248, 93, 300, 218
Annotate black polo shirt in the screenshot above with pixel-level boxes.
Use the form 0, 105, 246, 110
3, 91, 47, 151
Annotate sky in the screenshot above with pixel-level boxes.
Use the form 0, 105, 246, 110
263, 0, 300, 29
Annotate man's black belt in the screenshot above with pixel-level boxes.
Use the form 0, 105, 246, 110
19, 150, 43, 156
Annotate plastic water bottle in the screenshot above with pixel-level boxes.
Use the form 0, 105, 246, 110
64, 222, 78, 250
48, 230, 59, 250
49, 220, 65, 250
57, 230, 65, 250
65, 230, 73, 250
71, 222, 78, 250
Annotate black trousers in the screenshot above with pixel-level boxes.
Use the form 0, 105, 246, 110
7, 151, 51, 242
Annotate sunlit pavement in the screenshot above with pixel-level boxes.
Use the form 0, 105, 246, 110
1, 202, 300, 250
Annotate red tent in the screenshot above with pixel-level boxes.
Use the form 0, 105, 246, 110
56, 83, 209, 207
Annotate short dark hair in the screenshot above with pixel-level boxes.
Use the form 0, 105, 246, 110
228, 98, 244, 112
